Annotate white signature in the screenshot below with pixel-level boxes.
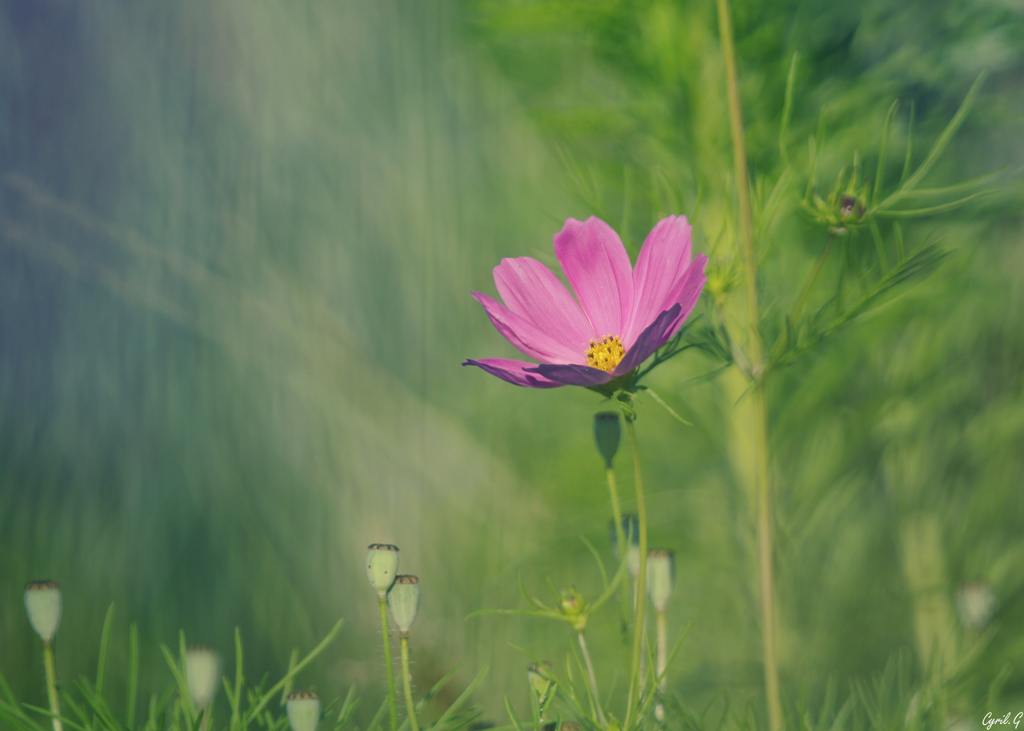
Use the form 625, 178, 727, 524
984, 713, 1024, 730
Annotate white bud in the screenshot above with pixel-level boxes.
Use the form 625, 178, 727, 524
366, 544, 399, 598
387, 575, 420, 635
286, 691, 321, 731
24, 580, 62, 643
185, 646, 220, 709
646, 549, 675, 613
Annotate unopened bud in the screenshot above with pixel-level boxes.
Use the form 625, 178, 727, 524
646, 549, 675, 613
366, 544, 399, 598
527, 661, 554, 702
957, 580, 998, 631
388, 575, 420, 635
609, 515, 641, 579
593, 412, 621, 468
185, 646, 220, 709
286, 690, 321, 731
24, 580, 62, 643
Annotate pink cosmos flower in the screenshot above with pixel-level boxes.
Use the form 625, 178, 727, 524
464, 216, 708, 389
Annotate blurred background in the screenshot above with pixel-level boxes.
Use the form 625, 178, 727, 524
2, 0, 1023, 725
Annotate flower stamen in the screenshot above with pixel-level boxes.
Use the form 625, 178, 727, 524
586, 335, 625, 373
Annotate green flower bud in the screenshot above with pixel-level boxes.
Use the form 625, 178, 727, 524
558, 587, 588, 632
527, 661, 554, 703
387, 575, 420, 636
185, 646, 220, 709
286, 691, 321, 731
593, 412, 621, 468
366, 543, 399, 598
24, 580, 62, 643
646, 549, 675, 613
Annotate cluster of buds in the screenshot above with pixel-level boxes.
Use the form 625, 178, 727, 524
366, 543, 421, 633
805, 156, 870, 234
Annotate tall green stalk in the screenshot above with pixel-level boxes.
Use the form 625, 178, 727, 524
399, 636, 420, 731
379, 598, 399, 731
715, 0, 782, 728
624, 418, 648, 730
43, 643, 63, 731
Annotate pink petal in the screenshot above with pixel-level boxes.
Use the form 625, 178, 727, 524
623, 216, 693, 346
554, 217, 634, 339
493, 257, 594, 356
463, 359, 564, 388
661, 254, 708, 340
527, 363, 613, 387
472, 292, 585, 364
612, 304, 681, 376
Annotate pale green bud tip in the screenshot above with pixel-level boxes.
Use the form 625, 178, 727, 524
593, 412, 621, 468
387, 574, 420, 635
185, 646, 220, 708
527, 661, 553, 697
366, 543, 399, 597
957, 580, 998, 631
286, 691, 321, 731
24, 580, 62, 643
646, 548, 675, 612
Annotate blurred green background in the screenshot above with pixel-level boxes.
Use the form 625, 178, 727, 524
2, 0, 1023, 725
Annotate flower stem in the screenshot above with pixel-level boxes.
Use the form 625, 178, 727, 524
577, 633, 606, 726
379, 598, 399, 731
624, 418, 648, 730
400, 635, 420, 731
607, 467, 632, 641
715, 0, 782, 728
43, 642, 63, 731
655, 610, 667, 722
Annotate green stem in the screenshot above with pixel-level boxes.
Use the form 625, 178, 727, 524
715, 0, 782, 727
624, 419, 648, 730
655, 611, 667, 722
607, 467, 631, 641
43, 642, 63, 731
379, 598, 399, 731
400, 636, 420, 731
578, 633, 606, 725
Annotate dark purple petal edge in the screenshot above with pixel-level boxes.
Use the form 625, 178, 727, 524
526, 363, 613, 387
612, 304, 682, 376
463, 359, 564, 389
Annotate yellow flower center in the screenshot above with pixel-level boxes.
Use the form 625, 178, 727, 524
586, 335, 625, 373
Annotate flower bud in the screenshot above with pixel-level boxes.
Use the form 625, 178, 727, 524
646, 549, 675, 613
593, 412, 621, 468
957, 580, 998, 631
24, 580, 62, 643
387, 575, 420, 636
527, 661, 554, 703
185, 646, 220, 709
609, 515, 641, 579
366, 544, 399, 598
286, 690, 321, 731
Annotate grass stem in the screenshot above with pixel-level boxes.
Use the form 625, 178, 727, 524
400, 636, 420, 731
624, 418, 649, 730
578, 633, 606, 725
43, 642, 63, 731
715, 0, 782, 727
379, 598, 399, 731
655, 610, 667, 721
